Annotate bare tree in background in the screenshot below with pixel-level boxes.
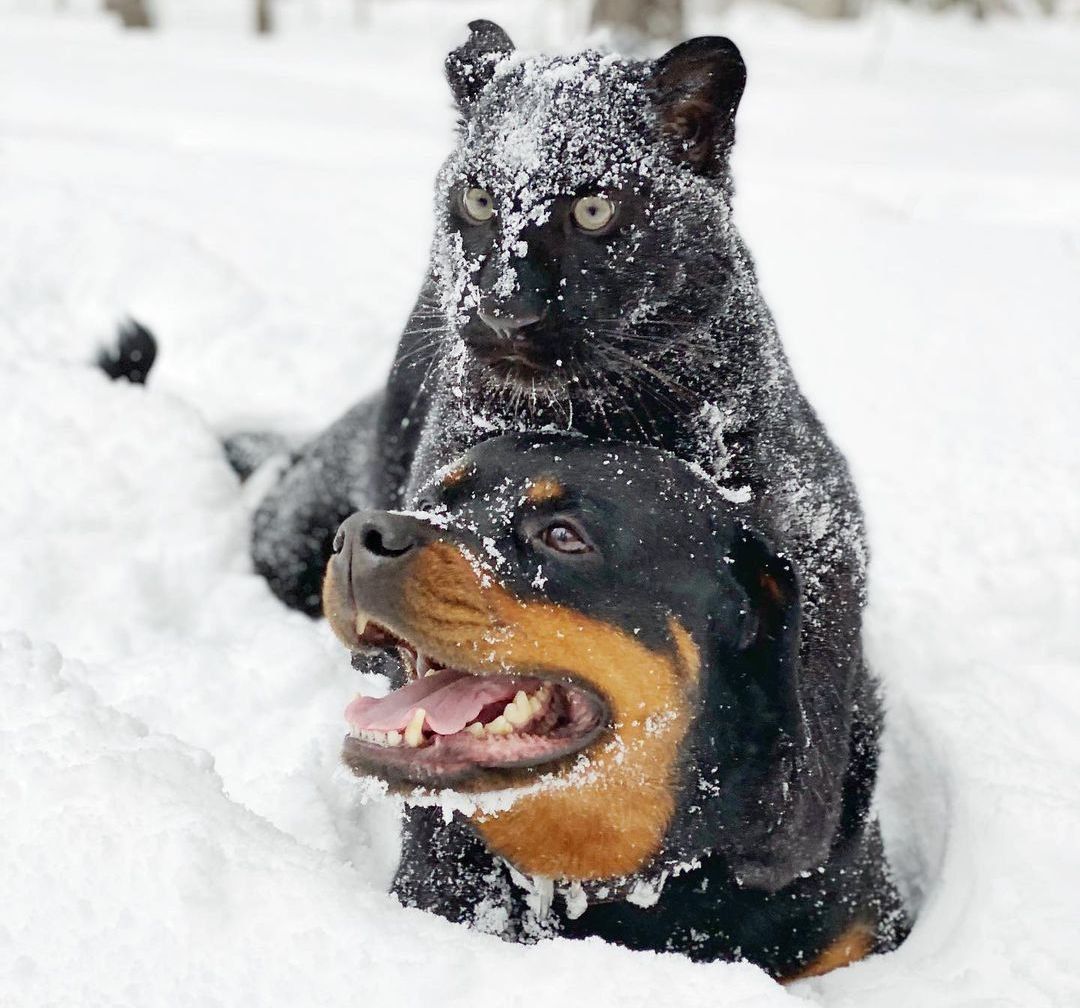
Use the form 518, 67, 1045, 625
255, 0, 274, 35
103, 0, 152, 29
590, 0, 684, 42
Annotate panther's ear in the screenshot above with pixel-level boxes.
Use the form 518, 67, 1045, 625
649, 37, 746, 174
446, 20, 515, 109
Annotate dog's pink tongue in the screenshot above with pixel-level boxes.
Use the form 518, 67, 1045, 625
346, 668, 530, 736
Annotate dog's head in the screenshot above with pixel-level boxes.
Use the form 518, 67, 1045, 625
325, 434, 830, 886
429, 22, 749, 401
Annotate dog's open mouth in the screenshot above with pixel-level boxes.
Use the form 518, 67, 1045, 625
342, 623, 609, 786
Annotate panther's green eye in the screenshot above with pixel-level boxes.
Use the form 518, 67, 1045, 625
571, 195, 616, 232
461, 187, 495, 223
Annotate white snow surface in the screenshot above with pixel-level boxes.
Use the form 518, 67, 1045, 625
2, 3, 1079, 1006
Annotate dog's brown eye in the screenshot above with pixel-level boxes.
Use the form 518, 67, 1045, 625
541, 522, 592, 555
571, 195, 615, 232
461, 187, 495, 223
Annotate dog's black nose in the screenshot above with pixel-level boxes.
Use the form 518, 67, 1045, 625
333, 511, 428, 567
324, 511, 437, 648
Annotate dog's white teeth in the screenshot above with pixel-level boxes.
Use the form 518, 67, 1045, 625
404, 708, 426, 748
487, 715, 513, 736
355, 728, 404, 748
466, 721, 486, 738
504, 690, 531, 726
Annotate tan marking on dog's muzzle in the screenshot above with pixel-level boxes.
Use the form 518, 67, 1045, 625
323, 556, 363, 649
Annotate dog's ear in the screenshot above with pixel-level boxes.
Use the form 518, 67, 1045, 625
649, 37, 746, 174
727, 527, 802, 742
446, 20, 515, 110
714, 526, 838, 892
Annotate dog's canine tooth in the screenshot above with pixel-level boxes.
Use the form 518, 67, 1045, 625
530, 684, 550, 715
488, 715, 512, 736
404, 708, 426, 748
466, 722, 485, 738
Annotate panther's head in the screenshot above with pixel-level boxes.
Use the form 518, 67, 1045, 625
427, 21, 749, 407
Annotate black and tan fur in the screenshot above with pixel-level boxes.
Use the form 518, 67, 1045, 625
324, 434, 905, 980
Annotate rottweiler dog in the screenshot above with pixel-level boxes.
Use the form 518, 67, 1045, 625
323, 433, 905, 981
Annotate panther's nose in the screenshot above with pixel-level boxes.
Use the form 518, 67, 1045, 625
477, 305, 546, 341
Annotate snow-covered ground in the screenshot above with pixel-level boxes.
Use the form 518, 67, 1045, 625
1, 3, 1078, 1005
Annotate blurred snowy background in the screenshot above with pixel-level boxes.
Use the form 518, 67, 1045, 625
1, 1, 1078, 1006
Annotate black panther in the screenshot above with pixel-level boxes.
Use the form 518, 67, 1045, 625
322, 433, 905, 980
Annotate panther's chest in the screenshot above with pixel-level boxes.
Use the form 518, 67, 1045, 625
401, 388, 713, 505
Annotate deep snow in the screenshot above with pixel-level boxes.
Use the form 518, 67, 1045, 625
1, 3, 1078, 1006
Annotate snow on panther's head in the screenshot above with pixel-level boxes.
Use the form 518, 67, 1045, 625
428, 21, 749, 403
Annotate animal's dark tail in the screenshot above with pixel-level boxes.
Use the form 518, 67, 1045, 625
97, 317, 157, 384
97, 317, 289, 481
